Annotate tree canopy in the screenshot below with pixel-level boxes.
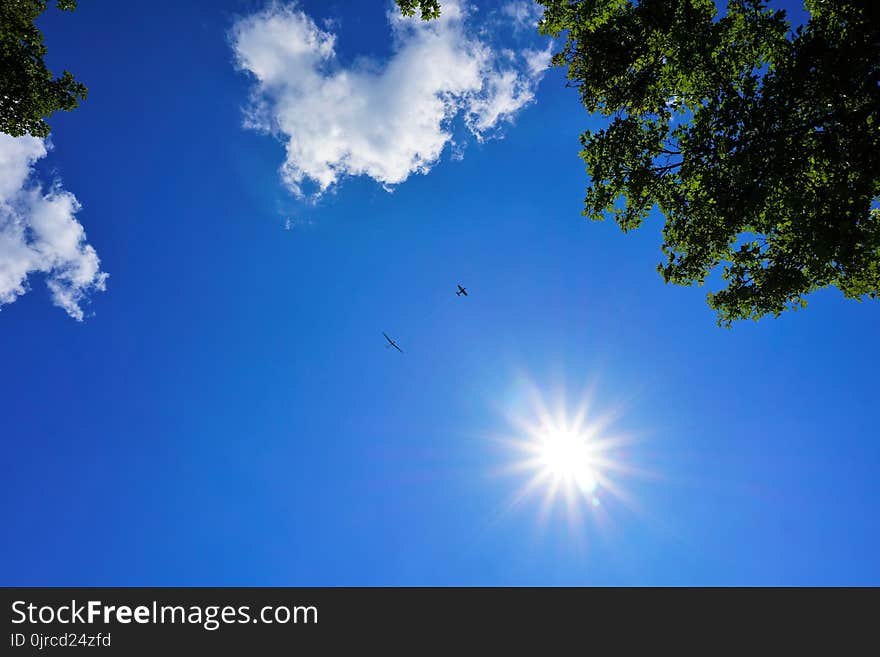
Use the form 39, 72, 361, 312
400, 0, 880, 325
0, 0, 87, 138
396, 0, 442, 21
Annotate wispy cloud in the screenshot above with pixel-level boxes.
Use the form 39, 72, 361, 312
522, 44, 553, 77
501, 0, 543, 32
0, 134, 107, 320
283, 216, 313, 230
231, 1, 549, 198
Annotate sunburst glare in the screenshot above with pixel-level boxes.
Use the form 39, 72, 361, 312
490, 375, 645, 535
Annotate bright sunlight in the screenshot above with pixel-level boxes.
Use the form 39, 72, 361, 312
493, 376, 643, 531
537, 428, 600, 493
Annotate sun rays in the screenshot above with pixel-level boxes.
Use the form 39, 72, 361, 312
489, 375, 645, 536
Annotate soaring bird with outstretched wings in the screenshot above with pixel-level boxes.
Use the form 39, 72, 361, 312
382, 332, 403, 353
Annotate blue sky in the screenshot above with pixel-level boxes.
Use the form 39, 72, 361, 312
0, 0, 878, 585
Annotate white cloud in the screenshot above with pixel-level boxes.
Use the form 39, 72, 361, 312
0, 133, 107, 320
283, 216, 313, 230
502, 1, 543, 32
466, 69, 536, 137
232, 1, 548, 197
523, 44, 553, 77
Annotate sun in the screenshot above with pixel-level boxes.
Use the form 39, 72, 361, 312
492, 376, 639, 527
537, 428, 599, 493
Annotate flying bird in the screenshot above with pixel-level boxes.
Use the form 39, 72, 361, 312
456, 284, 468, 297
382, 332, 403, 353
